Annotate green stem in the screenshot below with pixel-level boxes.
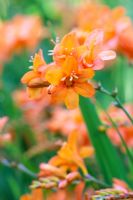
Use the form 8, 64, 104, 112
85, 174, 109, 188
96, 100, 133, 164
0, 157, 37, 178
115, 97, 133, 124
96, 84, 133, 124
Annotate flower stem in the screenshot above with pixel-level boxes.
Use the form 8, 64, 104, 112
96, 83, 133, 124
96, 100, 133, 165
0, 157, 37, 178
85, 174, 109, 188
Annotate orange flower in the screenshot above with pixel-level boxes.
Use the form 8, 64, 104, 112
53, 30, 116, 70
0, 15, 44, 69
45, 107, 91, 147
76, 3, 131, 50
21, 31, 116, 107
20, 189, 43, 200
48, 131, 93, 175
100, 104, 133, 148
12, 15, 43, 51
119, 26, 133, 62
45, 56, 95, 109
21, 49, 49, 99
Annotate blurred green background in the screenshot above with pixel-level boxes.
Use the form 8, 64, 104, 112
0, 0, 133, 199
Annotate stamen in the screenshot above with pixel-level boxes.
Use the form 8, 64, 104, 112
29, 56, 34, 62
61, 76, 66, 81
69, 76, 73, 81
47, 85, 55, 94
48, 50, 54, 56
29, 66, 33, 69
73, 75, 79, 79
48, 52, 54, 56
56, 36, 60, 43
50, 39, 56, 45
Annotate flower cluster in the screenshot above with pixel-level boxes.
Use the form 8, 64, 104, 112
0, 15, 43, 67
30, 131, 93, 191
21, 30, 116, 109
75, 3, 133, 61
100, 104, 133, 148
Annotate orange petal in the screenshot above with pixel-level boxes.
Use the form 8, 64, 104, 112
33, 49, 46, 71
32, 189, 44, 200
68, 131, 78, 151
27, 87, 43, 99
20, 195, 31, 200
40, 163, 65, 178
51, 86, 67, 104
62, 56, 78, 76
79, 146, 94, 158
74, 82, 95, 98
21, 71, 37, 84
60, 32, 78, 52
76, 45, 87, 59
78, 68, 95, 82
49, 156, 66, 166
65, 89, 79, 109
45, 67, 63, 85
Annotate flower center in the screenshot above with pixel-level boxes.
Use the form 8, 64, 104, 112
62, 73, 79, 88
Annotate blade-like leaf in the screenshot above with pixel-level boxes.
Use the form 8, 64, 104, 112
80, 96, 128, 185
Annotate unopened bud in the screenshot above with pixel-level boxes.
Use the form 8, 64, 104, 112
111, 88, 118, 97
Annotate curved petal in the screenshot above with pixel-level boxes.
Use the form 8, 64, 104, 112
62, 56, 78, 76
99, 50, 116, 61
79, 146, 94, 158
60, 32, 78, 51
78, 68, 95, 81
68, 131, 78, 151
45, 67, 63, 85
65, 89, 79, 109
33, 49, 46, 71
93, 59, 104, 70
27, 87, 43, 99
85, 29, 104, 49
74, 82, 95, 98
51, 86, 67, 104
21, 71, 37, 84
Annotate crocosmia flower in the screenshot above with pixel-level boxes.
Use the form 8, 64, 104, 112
21, 49, 49, 99
45, 56, 95, 109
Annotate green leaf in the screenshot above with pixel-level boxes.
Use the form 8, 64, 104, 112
80, 97, 128, 185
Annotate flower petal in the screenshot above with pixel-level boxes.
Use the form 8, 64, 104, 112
45, 67, 63, 85
51, 86, 67, 104
65, 89, 79, 109
68, 131, 78, 151
78, 68, 95, 81
21, 71, 37, 84
62, 56, 78, 76
99, 50, 116, 61
60, 32, 78, 52
93, 59, 104, 70
20, 195, 31, 200
74, 82, 95, 98
79, 146, 94, 158
27, 87, 43, 99
33, 49, 45, 71
85, 29, 104, 49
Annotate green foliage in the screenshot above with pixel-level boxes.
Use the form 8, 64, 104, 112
80, 97, 128, 185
